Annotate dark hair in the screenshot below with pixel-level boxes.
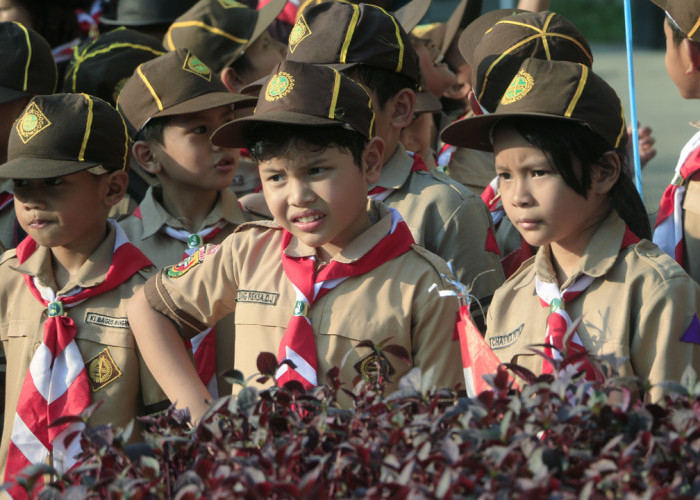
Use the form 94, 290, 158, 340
135, 115, 171, 145
345, 64, 418, 109
246, 123, 367, 167
666, 13, 699, 48
498, 117, 651, 241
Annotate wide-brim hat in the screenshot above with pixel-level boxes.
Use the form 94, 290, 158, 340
651, 0, 700, 42
1, 93, 129, 178
458, 8, 526, 66
211, 60, 375, 147
101, 0, 197, 26
440, 58, 627, 152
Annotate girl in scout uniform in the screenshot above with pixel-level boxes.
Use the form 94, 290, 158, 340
441, 57, 700, 401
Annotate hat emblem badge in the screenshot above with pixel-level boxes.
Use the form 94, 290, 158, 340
501, 69, 534, 105
288, 16, 312, 53
265, 72, 294, 101
183, 52, 212, 81
16, 102, 52, 144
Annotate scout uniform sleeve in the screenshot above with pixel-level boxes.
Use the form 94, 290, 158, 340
410, 248, 465, 391
434, 194, 505, 323
144, 239, 239, 340
633, 276, 700, 402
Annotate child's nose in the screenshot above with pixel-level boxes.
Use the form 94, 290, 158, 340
288, 179, 315, 205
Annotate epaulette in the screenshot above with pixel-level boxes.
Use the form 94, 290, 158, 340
0, 248, 18, 267
137, 264, 158, 280
233, 219, 280, 234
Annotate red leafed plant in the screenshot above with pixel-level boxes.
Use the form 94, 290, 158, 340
8, 343, 700, 499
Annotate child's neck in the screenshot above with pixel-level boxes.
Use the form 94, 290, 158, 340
159, 184, 220, 231
50, 223, 109, 290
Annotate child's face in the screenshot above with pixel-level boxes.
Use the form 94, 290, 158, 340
493, 125, 608, 255
154, 105, 239, 192
13, 170, 112, 251
238, 31, 286, 86
260, 142, 380, 258
413, 37, 457, 97
664, 18, 696, 98
0, 0, 32, 25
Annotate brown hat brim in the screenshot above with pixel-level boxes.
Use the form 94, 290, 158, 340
146, 91, 256, 127
247, 0, 288, 48
0, 87, 30, 105
414, 91, 442, 114
0, 156, 102, 179
211, 110, 352, 148
441, 111, 591, 151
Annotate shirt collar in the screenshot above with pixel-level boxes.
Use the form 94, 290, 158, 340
533, 211, 626, 289
13, 222, 117, 294
368, 143, 414, 191
283, 200, 391, 262
139, 186, 246, 239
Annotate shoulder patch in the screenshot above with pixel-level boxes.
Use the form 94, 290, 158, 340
233, 219, 281, 234
166, 247, 210, 278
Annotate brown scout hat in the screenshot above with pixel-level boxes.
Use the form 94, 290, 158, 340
116, 48, 254, 137
163, 0, 287, 73
286, 2, 421, 86
440, 58, 627, 152
101, 0, 197, 26
211, 60, 375, 147
411, 0, 468, 57
651, 0, 700, 42
0, 22, 57, 104
1, 93, 129, 178
470, 11, 593, 113
458, 8, 526, 66
62, 28, 165, 106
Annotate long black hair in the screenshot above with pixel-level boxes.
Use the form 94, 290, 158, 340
497, 116, 651, 241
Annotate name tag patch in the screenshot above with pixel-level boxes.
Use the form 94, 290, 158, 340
85, 312, 130, 329
236, 290, 279, 306
85, 348, 122, 392
488, 323, 524, 350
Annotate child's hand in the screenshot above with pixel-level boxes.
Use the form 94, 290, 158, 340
628, 123, 657, 168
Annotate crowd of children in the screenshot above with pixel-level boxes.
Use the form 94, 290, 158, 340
0, 0, 699, 492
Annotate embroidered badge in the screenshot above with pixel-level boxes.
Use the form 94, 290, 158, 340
288, 16, 312, 53
354, 352, 395, 381
16, 101, 52, 144
167, 247, 206, 278
183, 52, 212, 81
85, 312, 130, 329
488, 323, 524, 350
236, 290, 279, 306
265, 72, 294, 102
86, 348, 122, 392
501, 70, 534, 105
218, 0, 245, 7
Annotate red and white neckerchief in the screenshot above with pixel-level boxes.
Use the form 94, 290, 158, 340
653, 130, 700, 266
5, 221, 151, 497
258, 0, 299, 25
276, 208, 415, 389
0, 192, 13, 212
367, 151, 429, 202
133, 207, 227, 397
536, 227, 640, 380
437, 113, 468, 169
76, 0, 102, 38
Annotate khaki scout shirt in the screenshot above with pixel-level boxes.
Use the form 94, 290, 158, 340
683, 176, 700, 284
369, 145, 505, 312
0, 181, 15, 250
0, 224, 165, 476
120, 186, 253, 395
145, 201, 465, 406
486, 211, 700, 402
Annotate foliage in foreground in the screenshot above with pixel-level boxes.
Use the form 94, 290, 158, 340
11, 350, 700, 499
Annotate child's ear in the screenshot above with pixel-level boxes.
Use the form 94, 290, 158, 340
362, 137, 385, 184
102, 170, 129, 207
591, 152, 621, 195
132, 140, 162, 175
389, 88, 417, 129
220, 67, 243, 93
684, 38, 700, 73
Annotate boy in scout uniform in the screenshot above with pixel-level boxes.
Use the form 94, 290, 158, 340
651, 0, 700, 285
117, 49, 254, 397
0, 22, 57, 250
127, 60, 465, 421
0, 93, 165, 493
285, 2, 505, 329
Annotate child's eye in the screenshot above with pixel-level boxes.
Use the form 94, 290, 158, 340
12, 179, 28, 188
44, 177, 63, 186
531, 170, 550, 178
192, 125, 207, 134
497, 172, 511, 181
267, 174, 284, 183
308, 167, 327, 176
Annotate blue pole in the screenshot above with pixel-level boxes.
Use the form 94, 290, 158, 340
623, 0, 644, 197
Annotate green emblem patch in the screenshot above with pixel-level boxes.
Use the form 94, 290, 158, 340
293, 300, 309, 317
47, 300, 64, 317
265, 72, 294, 101
167, 247, 206, 278
17, 101, 52, 144
183, 52, 212, 81
187, 233, 204, 249
288, 16, 312, 53
501, 69, 534, 105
